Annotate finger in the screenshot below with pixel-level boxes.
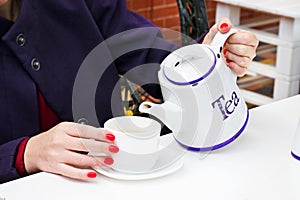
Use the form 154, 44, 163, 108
224, 43, 255, 58
226, 60, 247, 76
202, 18, 233, 45
61, 122, 115, 142
227, 30, 259, 48
217, 18, 233, 33
55, 163, 99, 180
63, 150, 114, 167
202, 23, 217, 45
224, 50, 252, 68
66, 137, 119, 154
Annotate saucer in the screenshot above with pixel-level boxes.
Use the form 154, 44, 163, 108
91, 134, 185, 180
92, 158, 183, 180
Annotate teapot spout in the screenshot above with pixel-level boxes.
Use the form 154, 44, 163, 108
139, 101, 182, 133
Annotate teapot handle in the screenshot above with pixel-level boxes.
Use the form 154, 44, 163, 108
210, 28, 237, 52
210, 28, 238, 79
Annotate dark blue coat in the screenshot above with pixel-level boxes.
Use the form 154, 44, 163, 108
0, 0, 178, 183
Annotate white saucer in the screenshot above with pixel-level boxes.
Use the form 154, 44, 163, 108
93, 158, 183, 181
91, 134, 185, 180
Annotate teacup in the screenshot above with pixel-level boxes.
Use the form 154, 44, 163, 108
104, 116, 161, 173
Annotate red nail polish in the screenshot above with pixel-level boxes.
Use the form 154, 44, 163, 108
220, 23, 229, 30
105, 133, 115, 142
87, 172, 97, 178
109, 145, 119, 153
104, 157, 114, 165
223, 49, 228, 55
226, 58, 231, 63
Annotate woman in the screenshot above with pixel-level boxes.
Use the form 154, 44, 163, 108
0, 0, 258, 183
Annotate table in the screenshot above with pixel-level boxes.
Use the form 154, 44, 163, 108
214, 0, 300, 106
1, 95, 300, 200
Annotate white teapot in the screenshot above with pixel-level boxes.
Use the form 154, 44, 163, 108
139, 29, 249, 151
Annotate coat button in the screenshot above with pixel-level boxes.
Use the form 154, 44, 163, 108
31, 58, 41, 71
16, 34, 26, 46
77, 118, 88, 125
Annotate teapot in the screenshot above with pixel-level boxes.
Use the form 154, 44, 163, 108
139, 29, 249, 151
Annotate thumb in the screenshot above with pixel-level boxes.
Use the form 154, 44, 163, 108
217, 18, 232, 33
202, 18, 233, 45
202, 23, 217, 45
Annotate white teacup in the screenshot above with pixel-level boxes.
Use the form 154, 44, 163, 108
104, 116, 161, 173
292, 117, 300, 161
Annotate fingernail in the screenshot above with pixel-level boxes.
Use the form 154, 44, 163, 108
220, 23, 229, 31
87, 172, 97, 178
109, 145, 119, 153
105, 133, 115, 142
223, 49, 228, 55
104, 157, 114, 165
226, 58, 231, 63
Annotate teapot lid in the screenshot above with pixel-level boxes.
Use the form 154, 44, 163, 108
162, 44, 216, 85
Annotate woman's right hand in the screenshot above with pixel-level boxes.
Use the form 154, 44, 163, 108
24, 122, 119, 180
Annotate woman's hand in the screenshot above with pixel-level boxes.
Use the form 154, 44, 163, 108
203, 18, 259, 76
24, 122, 119, 180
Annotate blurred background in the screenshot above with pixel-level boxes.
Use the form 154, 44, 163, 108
123, 0, 279, 113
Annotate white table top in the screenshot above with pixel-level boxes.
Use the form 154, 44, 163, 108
1, 94, 300, 200
214, 0, 300, 19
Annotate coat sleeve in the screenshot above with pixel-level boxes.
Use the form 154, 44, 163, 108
0, 138, 25, 184
86, 0, 180, 99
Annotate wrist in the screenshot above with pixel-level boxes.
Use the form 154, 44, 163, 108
15, 137, 30, 176
24, 135, 41, 174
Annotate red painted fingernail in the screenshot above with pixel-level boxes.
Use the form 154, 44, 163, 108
87, 172, 97, 178
105, 133, 115, 142
220, 23, 229, 30
226, 58, 231, 63
223, 49, 228, 55
109, 145, 119, 153
104, 157, 114, 165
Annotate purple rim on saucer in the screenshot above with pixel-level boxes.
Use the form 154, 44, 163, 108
291, 151, 300, 161
175, 109, 249, 152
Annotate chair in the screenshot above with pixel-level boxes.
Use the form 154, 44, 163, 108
176, 0, 210, 45
121, 0, 210, 116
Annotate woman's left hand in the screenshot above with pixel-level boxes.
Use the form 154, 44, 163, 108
203, 18, 259, 76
